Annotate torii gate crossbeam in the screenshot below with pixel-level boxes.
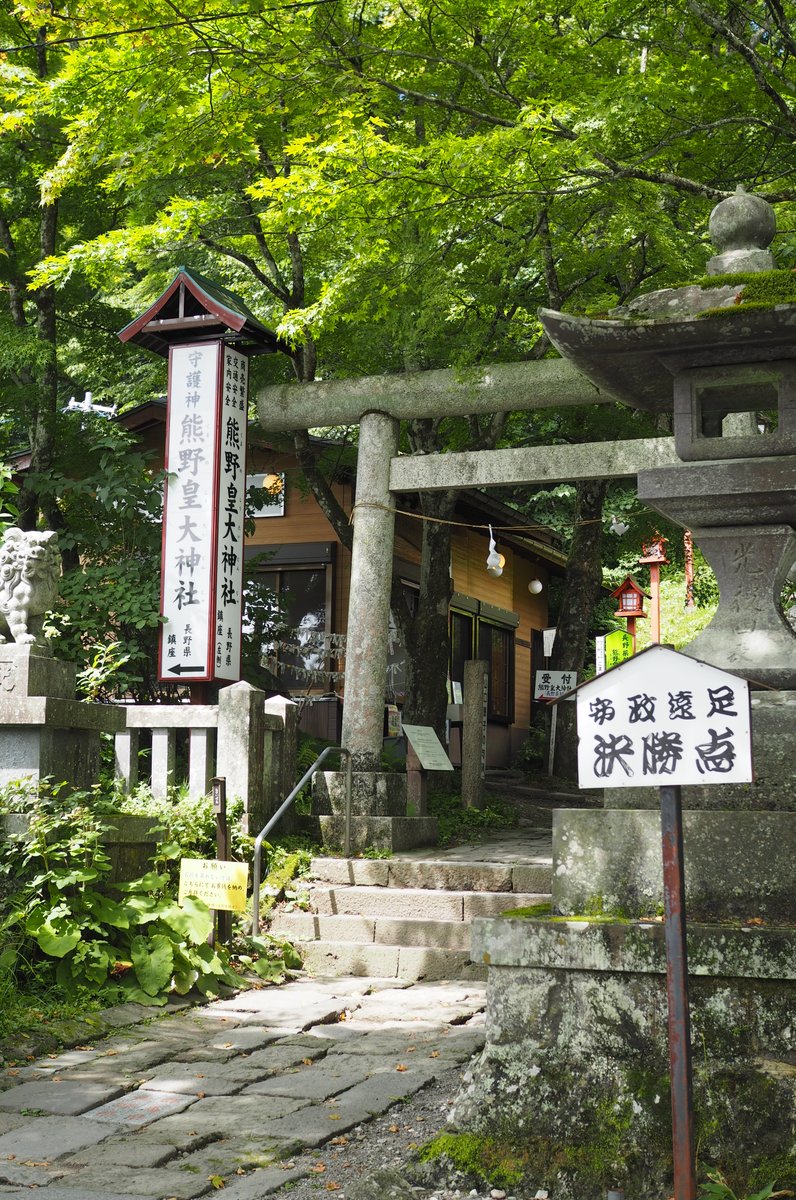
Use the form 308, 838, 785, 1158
257, 361, 663, 775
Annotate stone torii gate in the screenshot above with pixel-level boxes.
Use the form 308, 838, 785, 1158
257, 357, 679, 840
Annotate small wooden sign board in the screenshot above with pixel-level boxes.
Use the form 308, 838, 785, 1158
179, 858, 249, 913
402, 724, 454, 771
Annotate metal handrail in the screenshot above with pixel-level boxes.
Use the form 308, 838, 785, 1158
250, 745, 353, 934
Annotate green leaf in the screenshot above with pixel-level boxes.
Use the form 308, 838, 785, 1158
160, 896, 213, 945
130, 933, 174, 996
34, 914, 82, 958
116, 871, 169, 894
84, 891, 133, 929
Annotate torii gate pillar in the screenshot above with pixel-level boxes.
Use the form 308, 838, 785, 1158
341, 410, 399, 768
313, 410, 438, 851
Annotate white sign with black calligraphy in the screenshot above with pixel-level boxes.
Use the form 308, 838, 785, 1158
213, 346, 248, 681
160, 343, 220, 681
575, 645, 753, 788
534, 669, 577, 700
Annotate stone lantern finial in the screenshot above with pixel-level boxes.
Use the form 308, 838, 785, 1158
707, 184, 776, 275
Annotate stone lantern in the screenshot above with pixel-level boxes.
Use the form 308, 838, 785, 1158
450, 192, 796, 1197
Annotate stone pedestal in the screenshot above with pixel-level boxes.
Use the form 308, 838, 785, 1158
452, 698, 796, 1197
0, 645, 124, 790
454, 919, 796, 1200
306, 769, 438, 852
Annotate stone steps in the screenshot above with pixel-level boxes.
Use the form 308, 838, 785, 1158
268, 853, 553, 982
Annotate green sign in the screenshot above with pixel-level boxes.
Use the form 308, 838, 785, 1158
605, 629, 634, 669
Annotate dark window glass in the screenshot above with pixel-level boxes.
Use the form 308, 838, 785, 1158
450, 611, 474, 690
479, 621, 514, 722
244, 567, 327, 689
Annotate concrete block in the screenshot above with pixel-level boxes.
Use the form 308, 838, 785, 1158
511, 864, 553, 893
395, 946, 481, 981
313, 770, 407, 817
269, 913, 377, 944
309, 884, 464, 921
298, 942, 401, 979
387, 860, 512, 892
552, 807, 796, 919
302, 815, 439, 853
374, 917, 471, 951
217, 680, 266, 833
463, 891, 550, 920
310, 857, 390, 886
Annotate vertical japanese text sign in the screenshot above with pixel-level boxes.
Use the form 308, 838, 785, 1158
159, 342, 249, 683
575, 645, 753, 789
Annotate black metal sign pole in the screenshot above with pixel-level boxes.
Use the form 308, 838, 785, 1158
659, 783, 697, 1200
212, 777, 231, 946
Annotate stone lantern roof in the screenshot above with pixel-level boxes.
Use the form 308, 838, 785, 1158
539, 187, 796, 414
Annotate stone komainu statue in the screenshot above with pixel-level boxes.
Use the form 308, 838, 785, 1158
0, 528, 61, 645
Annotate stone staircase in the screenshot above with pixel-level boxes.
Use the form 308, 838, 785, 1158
268, 844, 553, 981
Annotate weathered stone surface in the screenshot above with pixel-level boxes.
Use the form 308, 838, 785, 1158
0, 1189, 146, 1200
552, 807, 796, 919
456, 917, 796, 1198
138, 1060, 266, 1095
312, 815, 439, 853
243, 1054, 385, 1101
313, 770, 407, 817
88, 1089, 197, 1127
0, 1114, 119, 1160
339, 411, 400, 771
259, 358, 603, 435
55, 1163, 216, 1198
309, 884, 464, 921
310, 857, 390, 887
387, 860, 512, 893
389, 436, 679, 494
346, 1167, 417, 1200
144, 1094, 307, 1139
0, 1078, 126, 1116
62, 1134, 179, 1168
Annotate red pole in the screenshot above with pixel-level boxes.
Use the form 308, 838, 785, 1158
660, 784, 697, 1200
649, 564, 661, 644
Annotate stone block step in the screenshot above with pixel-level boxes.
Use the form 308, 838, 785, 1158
305, 884, 549, 922
270, 913, 473, 951
296, 940, 488, 982
309, 856, 553, 894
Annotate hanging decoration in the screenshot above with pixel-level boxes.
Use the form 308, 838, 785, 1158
486, 525, 506, 578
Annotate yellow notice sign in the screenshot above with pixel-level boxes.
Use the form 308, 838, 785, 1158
179, 859, 249, 913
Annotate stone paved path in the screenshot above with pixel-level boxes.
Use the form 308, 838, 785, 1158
0, 976, 486, 1200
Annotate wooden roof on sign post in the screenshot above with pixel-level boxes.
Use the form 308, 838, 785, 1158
118, 266, 285, 358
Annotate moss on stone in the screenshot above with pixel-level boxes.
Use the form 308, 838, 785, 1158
418, 1133, 529, 1187
500, 901, 552, 918
693, 268, 796, 317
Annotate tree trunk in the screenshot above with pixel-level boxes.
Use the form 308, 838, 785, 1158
400, 489, 456, 741
550, 479, 608, 780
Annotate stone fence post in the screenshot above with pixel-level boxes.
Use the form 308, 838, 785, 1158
216, 681, 266, 834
